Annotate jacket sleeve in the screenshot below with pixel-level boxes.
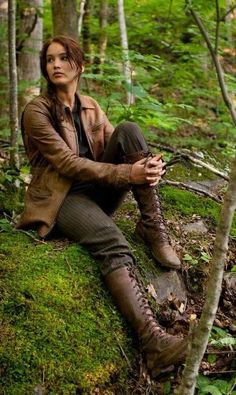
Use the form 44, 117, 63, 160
23, 101, 132, 188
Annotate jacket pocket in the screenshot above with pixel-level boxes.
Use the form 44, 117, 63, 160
28, 186, 52, 201
91, 121, 103, 133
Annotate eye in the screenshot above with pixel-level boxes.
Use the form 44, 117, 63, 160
61, 55, 69, 61
46, 57, 53, 63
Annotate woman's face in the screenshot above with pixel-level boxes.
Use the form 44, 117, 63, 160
46, 42, 80, 88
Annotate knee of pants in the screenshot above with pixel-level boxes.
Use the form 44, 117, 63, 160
115, 121, 142, 137
114, 121, 148, 153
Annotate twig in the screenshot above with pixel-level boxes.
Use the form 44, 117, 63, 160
221, 3, 236, 21
205, 350, 236, 354
185, 154, 229, 181
161, 179, 223, 203
227, 379, 236, 395
215, 0, 220, 53
189, 7, 236, 126
149, 141, 176, 154
203, 370, 236, 375
65, 257, 72, 272
149, 142, 229, 181
14, 228, 46, 244
115, 334, 133, 370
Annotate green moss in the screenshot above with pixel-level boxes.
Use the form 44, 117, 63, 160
0, 231, 135, 394
160, 185, 236, 236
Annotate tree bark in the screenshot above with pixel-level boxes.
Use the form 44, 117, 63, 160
8, 0, 19, 167
82, 0, 91, 62
17, 0, 43, 111
0, 0, 9, 132
51, 0, 78, 39
99, 0, 108, 66
78, 0, 86, 37
225, 0, 233, 43
176, 156, 236, 395
176, 3, 236, 393
117, 0, 134, 105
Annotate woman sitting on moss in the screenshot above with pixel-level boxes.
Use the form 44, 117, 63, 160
16, 35, 186, 378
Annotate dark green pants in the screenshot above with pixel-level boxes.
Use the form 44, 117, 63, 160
56, 121, 149, 275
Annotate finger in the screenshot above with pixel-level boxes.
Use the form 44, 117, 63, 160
147, 158, 165, 169
146, 167, 164, 176
139, 157, 148, 165
146, 175, 161, 182
153, 153, 163, 161
149, 177, 161, 186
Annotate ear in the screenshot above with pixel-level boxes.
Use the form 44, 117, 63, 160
81, 65, 85, 73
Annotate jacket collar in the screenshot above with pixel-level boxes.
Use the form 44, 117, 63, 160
76, 93, 96, 110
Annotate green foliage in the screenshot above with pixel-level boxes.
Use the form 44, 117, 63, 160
196, 375, 236, 395
0, 165, 28, 215
209, 326, 236, 349
183, 251, 210, 266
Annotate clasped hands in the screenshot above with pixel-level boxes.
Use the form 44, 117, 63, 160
130, 154, 166, 187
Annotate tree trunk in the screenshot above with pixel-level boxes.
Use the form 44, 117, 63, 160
17, 0, 43, 112
93, 0, 108, 73
78, 0, 86, 37
99, 0, 108, 66
82, 0, 91, 62
8, 0, 19, 167
117, 0, 134, 105
51, 0, 78, 39
176, 4, 236, 393
176, 155, 236, 395
0, 0, 9, 134
225, 0, 233, 43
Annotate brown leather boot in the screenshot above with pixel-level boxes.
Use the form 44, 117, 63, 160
125, 151, 181, 270
104, 265, 186, 378
133, 186, 181, 269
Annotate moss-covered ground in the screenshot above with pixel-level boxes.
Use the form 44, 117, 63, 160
0, 177, 235, 393
0, 231, 137, 395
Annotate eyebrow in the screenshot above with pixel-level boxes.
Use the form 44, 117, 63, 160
46, 51, 67, 58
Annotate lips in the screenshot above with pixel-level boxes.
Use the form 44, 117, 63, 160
53, 72, 64, 77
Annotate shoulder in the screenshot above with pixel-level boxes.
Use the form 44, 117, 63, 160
78, 94, 103, 111
23, 95, 53, 115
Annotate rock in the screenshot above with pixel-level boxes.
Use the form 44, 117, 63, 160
185, 179, 227, 194
148, 270, 187, 307
34, 385, 45, 395
182, 220, 208, 234
224, 272, 236, 289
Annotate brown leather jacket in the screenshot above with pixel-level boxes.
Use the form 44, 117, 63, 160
16, 93, 132, 237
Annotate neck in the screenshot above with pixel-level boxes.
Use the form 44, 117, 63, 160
56, 82, 78, 109
57, 91, 75, 109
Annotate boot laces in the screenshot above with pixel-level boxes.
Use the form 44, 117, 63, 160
126, 265, 162, 336
151, 192, 170, 243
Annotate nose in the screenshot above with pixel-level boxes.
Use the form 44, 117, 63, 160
53, 57, 61, 68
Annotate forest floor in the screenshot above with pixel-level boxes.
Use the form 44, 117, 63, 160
0, 89, 236, 394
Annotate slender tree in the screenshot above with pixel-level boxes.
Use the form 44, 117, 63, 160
176, 3, 236, 393
8, 0, 19, 167
17, 0, 43, 111
117, 0, 134, 105
98, 0, 108, 67
78, 0, 86, 37
0, 0, 9, 130
82, 0, 91, 61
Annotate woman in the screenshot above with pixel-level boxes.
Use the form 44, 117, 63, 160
16, 36, 185, 378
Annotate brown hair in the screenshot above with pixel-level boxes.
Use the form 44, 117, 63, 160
40, 36, 85, 129
40, 35, 84, 91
